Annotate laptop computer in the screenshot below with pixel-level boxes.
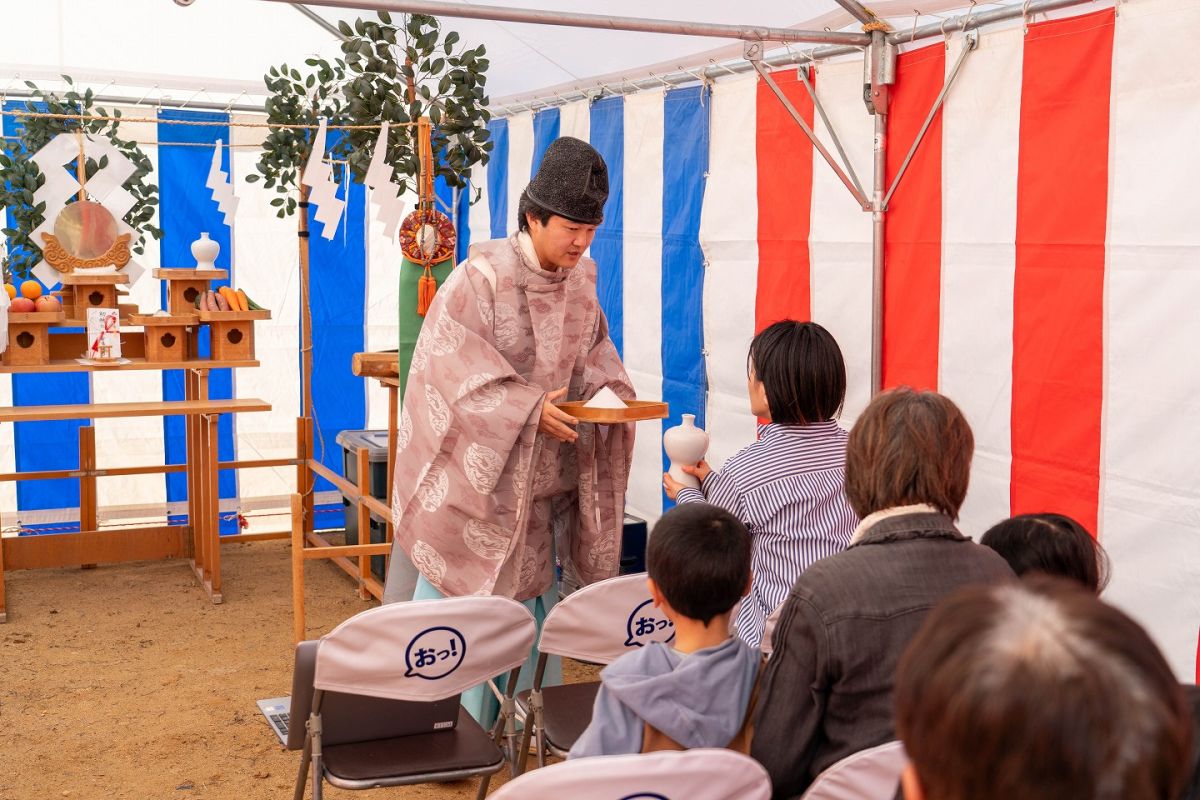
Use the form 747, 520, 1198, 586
257, 640, 461, 749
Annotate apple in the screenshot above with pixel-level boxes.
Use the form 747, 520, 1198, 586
9, 297, 36, 313
35, 296, 61, 313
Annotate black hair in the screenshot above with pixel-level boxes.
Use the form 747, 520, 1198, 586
517, 191, 554, 233
980, 513, 1110, 593
646, 504, 751, 626
748, 320, 846, 425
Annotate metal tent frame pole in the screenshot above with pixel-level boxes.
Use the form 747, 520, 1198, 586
261, 0, 873, 47
247, 0, 1100, 398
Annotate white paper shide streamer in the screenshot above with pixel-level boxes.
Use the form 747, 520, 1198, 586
205, 139, 238, 227
300, 118, 346, 240
365, 121, 407, 239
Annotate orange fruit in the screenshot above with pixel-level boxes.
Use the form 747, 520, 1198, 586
20, 280, 42, 300
3, 284, 14, 300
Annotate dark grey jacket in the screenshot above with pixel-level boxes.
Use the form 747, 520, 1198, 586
751, 511, 1014, 799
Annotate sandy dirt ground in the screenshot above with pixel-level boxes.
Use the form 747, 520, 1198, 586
0, 539, 593, 799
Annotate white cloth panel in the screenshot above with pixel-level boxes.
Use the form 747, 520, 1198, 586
938, 30, 1023, 538
808, 61, 875, 427
365, 185, 409, 430
558, 100, 591, 142
467, 161, 492, 248
506, 112, 535, 233
1102, 0, 1200, 680
699, 75, 760, 470
92, 107, 165, 515
622, 89, 666, 523
230, 118, 300, 502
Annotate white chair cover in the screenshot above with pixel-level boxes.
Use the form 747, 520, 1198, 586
538, 572, 673, 663
800, 741, 908, 800
489, 749, 772, 799
312, 596, 536, 702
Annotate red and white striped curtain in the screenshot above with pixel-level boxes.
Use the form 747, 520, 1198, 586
703, 0, 1199, 679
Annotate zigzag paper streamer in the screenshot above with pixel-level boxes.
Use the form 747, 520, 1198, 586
364, 121, 407, 240
205, 139, 239, 227
300, 118, 345, 240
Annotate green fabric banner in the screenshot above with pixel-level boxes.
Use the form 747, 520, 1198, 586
398, 257, 455, 402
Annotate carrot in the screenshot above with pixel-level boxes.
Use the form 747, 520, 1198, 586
218, 286, 239, 311
214, 290, 230, 312
235, 289, 250, 313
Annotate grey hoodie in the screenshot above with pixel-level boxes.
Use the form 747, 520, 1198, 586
568, 636, 761, 759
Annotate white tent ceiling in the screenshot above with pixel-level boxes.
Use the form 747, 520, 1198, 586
3, 1, 1048, 111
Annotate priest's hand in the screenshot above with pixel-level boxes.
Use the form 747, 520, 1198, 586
540, 387, 579, 443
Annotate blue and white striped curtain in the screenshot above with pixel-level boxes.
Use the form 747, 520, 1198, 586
0, 97, 713, 535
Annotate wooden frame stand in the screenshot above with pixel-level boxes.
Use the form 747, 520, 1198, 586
60, 273, 129, 320
129, 313, 196, 362
153, 268, 229, 316
196, 310, 270, 361
3, 311, 66, 366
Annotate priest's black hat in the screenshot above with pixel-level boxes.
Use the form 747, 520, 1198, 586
523, 136, 609, 225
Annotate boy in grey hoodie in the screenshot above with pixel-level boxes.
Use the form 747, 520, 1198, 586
568, 504, 761, 758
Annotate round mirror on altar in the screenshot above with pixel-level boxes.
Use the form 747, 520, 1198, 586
40, 200, 132, 274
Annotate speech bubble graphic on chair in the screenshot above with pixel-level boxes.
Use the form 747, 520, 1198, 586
404, 625, 467, 679
624, 599, 675, 648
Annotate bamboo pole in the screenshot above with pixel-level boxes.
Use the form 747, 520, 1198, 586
356, 447, 371, 600
299, 182, 313, 421
291, 493, 306, 645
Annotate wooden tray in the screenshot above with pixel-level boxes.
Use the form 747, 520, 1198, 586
8, 311, 66, 324
153, 268, 230, 280
195, 309, 271, 322
60, 273, 130, 285
127, 313, 198, 326
555, 399, 668, 423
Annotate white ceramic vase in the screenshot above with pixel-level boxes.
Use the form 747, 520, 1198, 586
191, 232, 220, 270
663, 413, 709, 490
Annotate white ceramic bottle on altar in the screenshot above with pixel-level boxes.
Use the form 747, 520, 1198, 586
663, 414, 709, 490
191, 232, 219, 270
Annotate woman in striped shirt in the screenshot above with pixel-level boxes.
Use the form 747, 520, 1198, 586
663, 320, 859, 649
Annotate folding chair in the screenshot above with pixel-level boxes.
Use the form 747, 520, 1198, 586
800, 740, 908, 800
491, 748, 772, 799
516, 572, 674, 771
289, 595, 536, 800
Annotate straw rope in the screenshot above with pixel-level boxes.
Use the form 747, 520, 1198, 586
0, 107, 416, 130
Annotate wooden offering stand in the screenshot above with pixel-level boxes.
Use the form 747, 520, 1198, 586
59, 272, 129, 321
2, 310, 67, 366
127, 313, 196, 362
154, 268, 229, 316
195, 309, 271, 361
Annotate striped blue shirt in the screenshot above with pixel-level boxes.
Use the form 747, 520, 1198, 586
676, 420, 859, 649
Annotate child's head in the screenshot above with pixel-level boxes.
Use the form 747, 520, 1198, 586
747, 320, 846, 424
981, 513, 1110, 594
646, 504, 751, 627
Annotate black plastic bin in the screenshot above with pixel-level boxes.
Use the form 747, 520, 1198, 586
335, 430, 391, 582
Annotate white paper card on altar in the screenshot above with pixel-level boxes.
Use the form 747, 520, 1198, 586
584, 387, 628, 409
86, 308, 121, 361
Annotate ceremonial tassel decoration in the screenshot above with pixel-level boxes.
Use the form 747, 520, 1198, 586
417, 264, 437, 316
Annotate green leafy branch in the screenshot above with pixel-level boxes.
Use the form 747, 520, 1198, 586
245, 58, 352, 218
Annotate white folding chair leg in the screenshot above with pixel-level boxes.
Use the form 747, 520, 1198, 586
477, 666, 522, 800
516, 653, 549, 775
308, 694, 325, 800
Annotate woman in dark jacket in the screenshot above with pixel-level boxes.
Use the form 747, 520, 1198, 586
751, 388, 1014, 800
